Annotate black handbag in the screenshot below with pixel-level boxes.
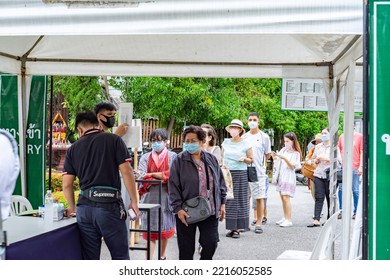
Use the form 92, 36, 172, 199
182, 160, 212, 224
182, 196, 212, 224
247, 163, 258, 182
325, 167, 342, 183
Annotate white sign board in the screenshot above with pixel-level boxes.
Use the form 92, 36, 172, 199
118, 102, 133, 125
281, 79, 363, 112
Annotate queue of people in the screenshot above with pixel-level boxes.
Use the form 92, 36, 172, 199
60, 102, 359, 260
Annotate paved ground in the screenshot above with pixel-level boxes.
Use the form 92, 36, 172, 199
101, 181, 343, 260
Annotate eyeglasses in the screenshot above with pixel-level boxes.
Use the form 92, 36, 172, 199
184, 139, 199, 144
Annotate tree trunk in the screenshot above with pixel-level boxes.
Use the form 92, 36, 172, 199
167, 117, 175, 138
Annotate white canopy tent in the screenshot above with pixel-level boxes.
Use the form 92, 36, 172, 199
0, 0, 364, 259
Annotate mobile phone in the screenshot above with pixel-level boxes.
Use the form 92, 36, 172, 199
128, 208, 137, 221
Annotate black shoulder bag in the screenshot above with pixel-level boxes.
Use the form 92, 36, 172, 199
182, 161, 212, 224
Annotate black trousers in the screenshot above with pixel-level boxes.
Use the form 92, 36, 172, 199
313, 177, 330, 221
175, 215, 219, 260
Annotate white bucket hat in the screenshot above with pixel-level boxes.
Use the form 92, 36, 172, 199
225, 119, 245, 134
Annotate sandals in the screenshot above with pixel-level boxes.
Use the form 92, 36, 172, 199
226, 230, 240, 238
307, 220, 321, 228
251, 220, 257, 226
254, 226, 263, 234
307, 223, 320, 228
262, 217, 268, 225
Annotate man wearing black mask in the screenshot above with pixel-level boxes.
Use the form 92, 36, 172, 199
63, 111, 139, 259
94, 102, 128, 137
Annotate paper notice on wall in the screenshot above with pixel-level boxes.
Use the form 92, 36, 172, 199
118, 103, 133, 125
281, 79, 362, 112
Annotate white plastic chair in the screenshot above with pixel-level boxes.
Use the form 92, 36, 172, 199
10, 195, 33, 216
277, 211, 341, 260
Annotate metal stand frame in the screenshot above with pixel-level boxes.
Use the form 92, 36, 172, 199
129, 179, 162, 260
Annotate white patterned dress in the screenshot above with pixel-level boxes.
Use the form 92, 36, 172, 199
275, 148, 301, 197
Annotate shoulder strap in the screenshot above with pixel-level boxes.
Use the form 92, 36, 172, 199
204, 159, 210, 191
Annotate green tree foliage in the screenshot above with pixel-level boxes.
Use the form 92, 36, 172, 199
50, 76, 331, 152
52, 76, 106, 127
110, 77, 329, 152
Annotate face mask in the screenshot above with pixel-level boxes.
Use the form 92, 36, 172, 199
284, 142, 293, 150
248, 121, 258, 129
229, 128, 240, 138
100, 114, 116, 128
321, 134, 330, 142
151, 141, 165, 153
183, 142, 200, 154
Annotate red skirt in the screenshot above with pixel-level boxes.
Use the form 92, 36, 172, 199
142, 227, 175, 241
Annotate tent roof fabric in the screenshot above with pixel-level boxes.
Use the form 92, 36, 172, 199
0, 0, 363, 78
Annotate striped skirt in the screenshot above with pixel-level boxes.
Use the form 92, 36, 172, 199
225, 169, 249, 230
140, 185, 176, 240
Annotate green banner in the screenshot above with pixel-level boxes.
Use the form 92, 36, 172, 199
0, 74, 47, 208
26, 76, 47, 208
369, 1, 390, 260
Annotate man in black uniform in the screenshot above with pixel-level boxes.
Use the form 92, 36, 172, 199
62, 111, 139, 260
94, 101, 129, 136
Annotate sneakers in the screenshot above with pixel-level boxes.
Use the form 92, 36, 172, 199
279, 220, 293, 227
337, 212, 342, 219
352, 213, 356, 220
276, 218, 285, 225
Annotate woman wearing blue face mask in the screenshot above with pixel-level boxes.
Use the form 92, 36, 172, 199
221, 119, 254, 238
137, 128, 177, 259
168, 125, 227, 260
307, 127, 331, 227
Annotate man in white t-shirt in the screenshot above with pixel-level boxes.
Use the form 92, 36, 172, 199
0, 129, 20, 221
242, 113, 271, 234
0, 129, 20, 260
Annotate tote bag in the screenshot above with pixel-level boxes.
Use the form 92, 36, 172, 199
222, 167, 234, 200
247, 164, 258, 182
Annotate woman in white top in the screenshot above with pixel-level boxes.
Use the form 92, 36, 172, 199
272, 132, 302, 227
307, 127, 331, 227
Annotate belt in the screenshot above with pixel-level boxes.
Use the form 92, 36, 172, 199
80, 186, 120, 203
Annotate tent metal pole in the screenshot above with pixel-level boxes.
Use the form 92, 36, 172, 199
17, 68, 27, 197
48, 76, 54, 192
341, 61, 356, 259
362, 0, 369, 260
325, 63, 343, 259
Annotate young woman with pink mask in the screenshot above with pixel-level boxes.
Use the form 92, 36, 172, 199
221, 119, 253, 238
271, 132, 302, 227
